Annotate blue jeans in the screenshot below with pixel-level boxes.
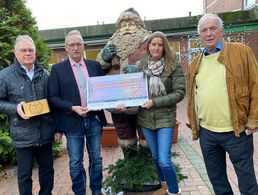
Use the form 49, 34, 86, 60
15, 144, 54, 195
141, 127, 179, 194
65, 116, 103, 195
200, 126, 258, 195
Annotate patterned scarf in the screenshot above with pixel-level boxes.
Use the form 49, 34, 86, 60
144, 57, 167, 97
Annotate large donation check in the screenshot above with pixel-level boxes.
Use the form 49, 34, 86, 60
87, 72, 148, 110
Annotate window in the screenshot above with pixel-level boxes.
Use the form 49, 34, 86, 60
188, 38, 203, 63
244, 0, 256, 8
169, 41, 180, 61
226, 35, 244, 43
85, 49, 101, 60
49, 52, 58, 65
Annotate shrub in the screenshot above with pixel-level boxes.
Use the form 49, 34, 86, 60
103, 149, 187, 193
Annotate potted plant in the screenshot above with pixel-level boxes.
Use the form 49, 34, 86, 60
101, 111, 119, 147
103, 150, 187, 193
101, 124, 119, 147
173, 120, 180, 144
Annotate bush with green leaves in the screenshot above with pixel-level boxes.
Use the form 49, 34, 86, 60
0, 0, 60, 169
0, 114, 16, 169
0, 0, 51, 70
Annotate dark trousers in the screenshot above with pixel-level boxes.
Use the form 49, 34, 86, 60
15, 143, 54, 195
199, 126, 258, 195
112, 113, 145, 139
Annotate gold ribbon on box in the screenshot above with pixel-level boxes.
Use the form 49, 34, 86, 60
22, 99, 50, 117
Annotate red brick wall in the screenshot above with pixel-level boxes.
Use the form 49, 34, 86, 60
204, 0, 242, 13
223, 30, 258, 60
54, 49, 67, 62
179, 39, 190, 73
243, 31, 258, 60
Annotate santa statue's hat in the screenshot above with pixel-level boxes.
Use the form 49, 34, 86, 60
116, 8, 146, 30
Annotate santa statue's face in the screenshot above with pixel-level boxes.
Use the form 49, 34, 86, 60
111, 17, 149, 60
118, 20, 138, 35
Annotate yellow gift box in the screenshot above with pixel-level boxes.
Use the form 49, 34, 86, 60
22, 99, 50, 117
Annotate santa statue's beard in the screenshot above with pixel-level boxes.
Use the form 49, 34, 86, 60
110, 29, 148, 60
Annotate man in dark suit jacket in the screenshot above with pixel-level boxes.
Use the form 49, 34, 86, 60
48, 30, 107, 195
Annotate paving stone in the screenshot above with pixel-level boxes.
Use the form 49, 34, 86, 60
0, 97, 257, 195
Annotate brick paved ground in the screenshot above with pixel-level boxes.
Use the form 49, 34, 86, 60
0, 97, 257, 195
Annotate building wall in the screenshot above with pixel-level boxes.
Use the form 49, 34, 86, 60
50, 29, 258, 75
204, 0, 258, 13
244, 31, 258, 56
43, 8, 258, 73
204, 0, 243, 13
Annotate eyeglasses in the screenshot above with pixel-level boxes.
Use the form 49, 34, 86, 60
67, 43, 84, 48
18, 48, 35, 53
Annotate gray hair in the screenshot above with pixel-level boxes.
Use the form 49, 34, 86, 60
14, 35, 35, 51
197, 13, 223, 34
65, 30, 84, 44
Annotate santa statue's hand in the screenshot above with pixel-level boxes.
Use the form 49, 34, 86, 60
123, 64, 140, 73
101, 43, 117, 63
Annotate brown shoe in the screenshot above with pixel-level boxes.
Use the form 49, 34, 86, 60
153, 183, 168, 195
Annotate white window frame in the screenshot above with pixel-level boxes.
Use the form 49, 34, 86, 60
244, 0, 256, 9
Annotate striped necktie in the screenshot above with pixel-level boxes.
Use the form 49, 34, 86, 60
75, 63, 87, 104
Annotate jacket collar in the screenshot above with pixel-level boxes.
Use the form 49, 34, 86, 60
217, 39, 232, 73
194, 39, 232, 75
203, 40, 222, 56
14, 58, 44, 77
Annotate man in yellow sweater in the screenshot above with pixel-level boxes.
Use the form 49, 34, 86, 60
188, 13, 258, 195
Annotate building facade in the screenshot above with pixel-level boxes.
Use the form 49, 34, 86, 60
203, 0, 258, 13
39, 8, 258, 74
